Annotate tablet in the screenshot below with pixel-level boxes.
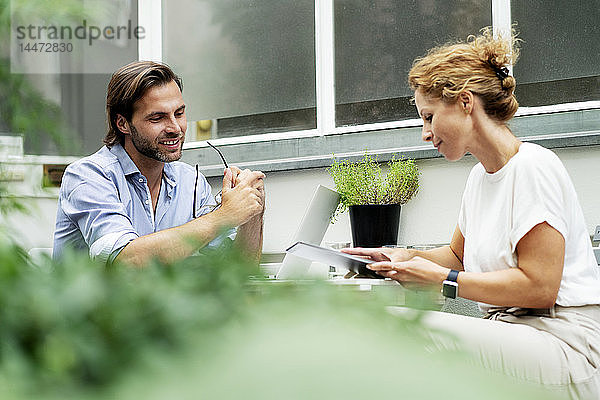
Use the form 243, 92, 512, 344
285, 241, 383, 279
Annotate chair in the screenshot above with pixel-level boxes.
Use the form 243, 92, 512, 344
27, 247, 53, 271
593, 225, 600, 265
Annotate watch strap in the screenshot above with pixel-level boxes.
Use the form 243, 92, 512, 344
446, 269, 460, 282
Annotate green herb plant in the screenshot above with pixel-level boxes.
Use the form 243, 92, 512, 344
328, 153, 420, 220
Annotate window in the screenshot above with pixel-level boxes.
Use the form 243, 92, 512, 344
511, 0, 600, 107
4, 0, 598, 164
162, 0, 316, 139
5, 0, 139, 156
335, 0, 491, 126
162, 0, 597, 176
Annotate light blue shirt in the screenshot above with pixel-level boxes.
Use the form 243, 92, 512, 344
53, 144, 232, 263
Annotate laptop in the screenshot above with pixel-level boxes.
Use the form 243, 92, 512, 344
275, 185, 340, 279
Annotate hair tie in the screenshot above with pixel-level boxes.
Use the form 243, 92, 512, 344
493, 66, 510, 81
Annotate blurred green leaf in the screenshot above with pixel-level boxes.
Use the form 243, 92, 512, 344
0, 235, 560, 400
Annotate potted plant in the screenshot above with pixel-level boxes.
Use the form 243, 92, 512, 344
329, 153, 420, 247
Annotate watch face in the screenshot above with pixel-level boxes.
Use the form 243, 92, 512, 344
442, 281, 458, 299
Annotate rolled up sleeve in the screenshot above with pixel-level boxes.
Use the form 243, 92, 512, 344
89, 231, 138, 263
59, 164, 139, 263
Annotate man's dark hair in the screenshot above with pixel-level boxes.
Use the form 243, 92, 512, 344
104, 61, 183, 147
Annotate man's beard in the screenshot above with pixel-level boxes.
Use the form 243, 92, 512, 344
129, 124, 183, 163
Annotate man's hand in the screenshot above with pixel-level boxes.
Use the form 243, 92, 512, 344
218, 167, 265, 227
230, 166, 265, 212
223, 166, 265, 264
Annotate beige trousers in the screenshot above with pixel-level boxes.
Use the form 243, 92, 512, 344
409, 305, 600, 400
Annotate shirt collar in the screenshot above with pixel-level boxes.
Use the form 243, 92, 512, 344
162, 162, 177, 190
109, 143, 141, 177
109, 143, 178, 194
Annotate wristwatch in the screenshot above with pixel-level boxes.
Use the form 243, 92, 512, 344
442, 269, 460, 299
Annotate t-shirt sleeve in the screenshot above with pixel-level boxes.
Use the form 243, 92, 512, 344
458, 166, 479, 238
60, 163, 138, 263
458, 191, 468, 238
509, 155, 568, 252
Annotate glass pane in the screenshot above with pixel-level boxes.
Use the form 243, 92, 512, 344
4, 1, 139, 156
162, 0, 316, 139
512, 0, 600, 107
334, 0, 491, 127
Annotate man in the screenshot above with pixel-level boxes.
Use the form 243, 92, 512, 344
53, 61, 265, 267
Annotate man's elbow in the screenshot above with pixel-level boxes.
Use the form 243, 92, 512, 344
113, 245, 146, 268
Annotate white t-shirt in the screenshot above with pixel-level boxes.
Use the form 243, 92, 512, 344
458, 142, 600, 311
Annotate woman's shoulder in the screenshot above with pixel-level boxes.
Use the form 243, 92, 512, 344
514, 143, 571, 187
517, 142, 562, 166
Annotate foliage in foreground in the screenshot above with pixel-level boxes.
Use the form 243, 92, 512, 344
0, 241, 560, 400
0, 244, 250, 393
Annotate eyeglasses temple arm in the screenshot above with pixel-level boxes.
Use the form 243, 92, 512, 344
206, 141, 229, 169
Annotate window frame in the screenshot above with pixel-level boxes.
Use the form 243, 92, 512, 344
140, 0, 600, 178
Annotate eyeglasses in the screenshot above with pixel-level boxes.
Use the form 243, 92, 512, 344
193, 141, 229, 218
206, 141, 229, 169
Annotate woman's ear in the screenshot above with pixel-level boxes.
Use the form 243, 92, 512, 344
458, 91, 474, 115
115, 114, 131, 135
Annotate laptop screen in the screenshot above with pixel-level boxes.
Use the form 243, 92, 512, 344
275, 185, 339, 279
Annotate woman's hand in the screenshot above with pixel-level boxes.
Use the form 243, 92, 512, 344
342, 247, 447, 286
367, 256, 448, 289
340, 247, 413, 263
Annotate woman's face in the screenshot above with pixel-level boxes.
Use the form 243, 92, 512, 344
414, 89, 471, 161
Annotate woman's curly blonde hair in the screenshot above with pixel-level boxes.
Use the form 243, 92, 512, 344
409, 27, 521, 123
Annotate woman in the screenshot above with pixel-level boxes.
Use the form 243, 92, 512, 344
342, 29, 600, 399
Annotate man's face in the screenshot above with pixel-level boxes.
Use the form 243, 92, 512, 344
121, 80, 187, 163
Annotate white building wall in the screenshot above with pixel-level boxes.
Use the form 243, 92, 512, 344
3, 145, 600, 253
256, 145, 600, 252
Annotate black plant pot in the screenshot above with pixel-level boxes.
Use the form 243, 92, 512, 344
349, 204, 401, 248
